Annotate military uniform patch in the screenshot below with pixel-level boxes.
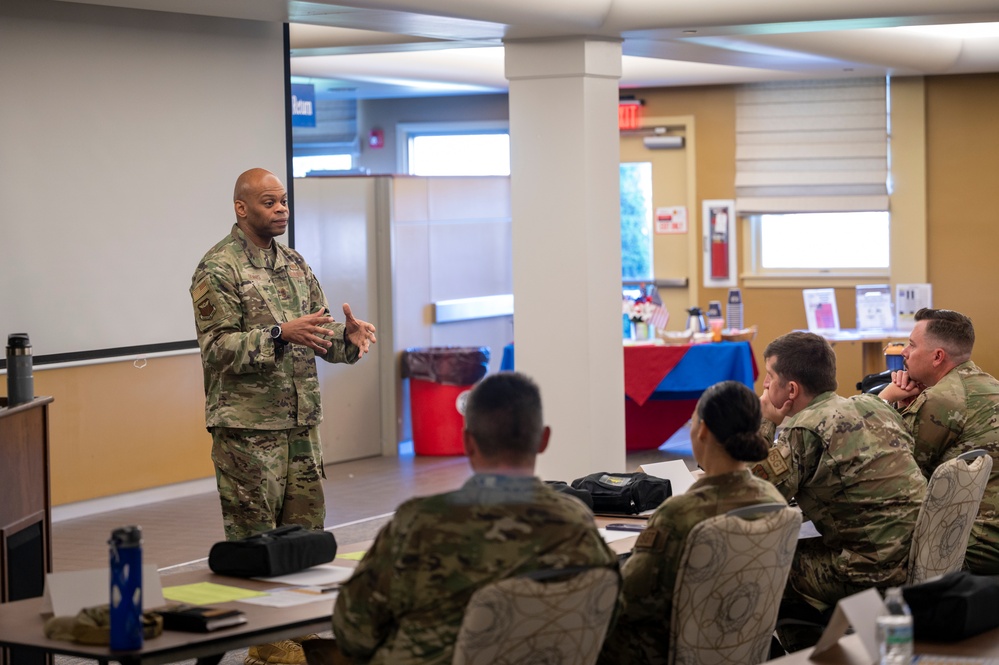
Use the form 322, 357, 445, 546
767, 447, 789, 476
635, 528, 664, 551
192, 277, 225, 331
192, 279, 209, 302
197, 296, 216, 321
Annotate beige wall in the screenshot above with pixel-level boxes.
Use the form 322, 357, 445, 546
35, 353, 212, 505
925, 74, 999, 377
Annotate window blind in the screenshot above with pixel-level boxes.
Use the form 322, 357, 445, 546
735, 78, 888, 213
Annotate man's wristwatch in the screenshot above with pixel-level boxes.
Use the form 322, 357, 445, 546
269, 324, 286, 345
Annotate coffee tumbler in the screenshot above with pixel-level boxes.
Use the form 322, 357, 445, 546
5, 333, 33, 406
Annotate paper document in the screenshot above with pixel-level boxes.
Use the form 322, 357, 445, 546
598, 528, 641, 544
239, 588, 340, 608
43, 565, 166, 617
803, 288, 840, 332
253, 564, 355, 586
812, 587, 885, 660
896, 283, 933, 332
855, 284, 894, 330
162, 582, 265, 606
639, 460, 697, 496
337, 550, 367, 561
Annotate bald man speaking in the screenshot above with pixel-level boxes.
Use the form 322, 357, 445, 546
191, 168, 376, 542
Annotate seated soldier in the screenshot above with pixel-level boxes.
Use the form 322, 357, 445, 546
330, 371, 618, 665
879, 308, 999, 574
753, 331, 926, 651
598, 380, 786, 665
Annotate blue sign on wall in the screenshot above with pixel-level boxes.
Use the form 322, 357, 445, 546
291, 83, 316, 128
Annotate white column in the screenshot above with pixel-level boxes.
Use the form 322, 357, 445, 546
505, 37, 626, 481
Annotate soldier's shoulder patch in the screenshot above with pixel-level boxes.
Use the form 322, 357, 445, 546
635, 528, 665, 551
196, 296, 217, 322
192, 278, 224, 331
192, 278, 210, 302
767, 447, 789, 476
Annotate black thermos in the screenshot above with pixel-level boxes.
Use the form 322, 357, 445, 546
6, 333, 34, 406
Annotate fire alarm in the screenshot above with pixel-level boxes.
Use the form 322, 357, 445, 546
368, 128, 384, 149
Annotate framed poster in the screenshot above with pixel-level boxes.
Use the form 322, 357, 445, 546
702, 199, 737, 287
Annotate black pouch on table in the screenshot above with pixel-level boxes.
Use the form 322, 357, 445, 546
544, 480, 594, 508
902, 570, 999, 642
208, 524, 337, 577
570, 472, 671, 515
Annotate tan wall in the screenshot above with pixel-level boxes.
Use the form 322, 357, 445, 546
34, 353, 212, 505
925, 73, 999, 377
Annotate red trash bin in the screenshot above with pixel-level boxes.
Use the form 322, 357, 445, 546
402, 347, 490, 455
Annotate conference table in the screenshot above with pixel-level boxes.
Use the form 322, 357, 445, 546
0, 547, 366, 665
500, 341, 758, 451
769, 626, 999, 664
810, 328, 910, 379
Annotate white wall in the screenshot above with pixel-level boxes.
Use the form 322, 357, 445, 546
0, 0, 287, 361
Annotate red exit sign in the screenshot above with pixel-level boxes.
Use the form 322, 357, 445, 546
618, 100, 643, 130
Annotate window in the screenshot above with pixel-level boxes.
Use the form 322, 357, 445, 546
620, 162, 653, 281
751, 211, 890, 274
406, 133, 509, 176
398, 121, 510, 176
292, 154, 353, 178
736, 78, 891, 281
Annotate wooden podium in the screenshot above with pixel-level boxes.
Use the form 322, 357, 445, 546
0, 396, 53, 665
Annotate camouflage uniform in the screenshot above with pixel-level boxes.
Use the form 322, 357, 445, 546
598, 470, 786, 665
752, 392, 926, 612
332, 474, 618, 665
896, 361, 999, 573
191, 224, 359, 540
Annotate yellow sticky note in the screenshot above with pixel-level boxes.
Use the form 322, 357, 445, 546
337, 551, 367, 561
162, 582, 266, 605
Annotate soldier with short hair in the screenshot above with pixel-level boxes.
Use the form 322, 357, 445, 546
752, 331, 926, 652
331, 372, 618, 665
190, 167, 377, 542
879, 308, 999, 574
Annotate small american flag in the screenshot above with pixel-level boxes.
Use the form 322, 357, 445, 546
649, 304, 670, 331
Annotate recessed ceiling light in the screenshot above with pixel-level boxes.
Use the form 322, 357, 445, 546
891, 22, 999, 39
682, 29, 698, 34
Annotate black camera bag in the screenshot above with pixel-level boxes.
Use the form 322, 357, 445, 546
208, 525, 337, 577
902, 570, 999, 642
570, 472, 671, 515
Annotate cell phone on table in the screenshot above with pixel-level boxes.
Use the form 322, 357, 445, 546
604, 523, 646, 532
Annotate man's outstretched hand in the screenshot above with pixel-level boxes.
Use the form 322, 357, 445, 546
342, 303, 377, 358
279, 308, 337, 354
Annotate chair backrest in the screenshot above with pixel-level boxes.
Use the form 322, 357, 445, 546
451, 566, 620, 665
907, 450, 993, 585
670, 503, 802, 665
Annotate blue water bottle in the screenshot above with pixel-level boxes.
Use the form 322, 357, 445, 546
109, 526, 143, 651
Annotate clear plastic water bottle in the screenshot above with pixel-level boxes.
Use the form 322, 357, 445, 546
876, 587, 913, 665
109, 526, 143, 651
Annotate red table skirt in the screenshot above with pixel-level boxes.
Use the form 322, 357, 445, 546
625, 397, 698, 451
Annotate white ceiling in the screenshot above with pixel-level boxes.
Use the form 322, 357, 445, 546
62, 0, 999, 99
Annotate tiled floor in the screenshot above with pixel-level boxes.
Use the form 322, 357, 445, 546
52, 442, 692, 572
